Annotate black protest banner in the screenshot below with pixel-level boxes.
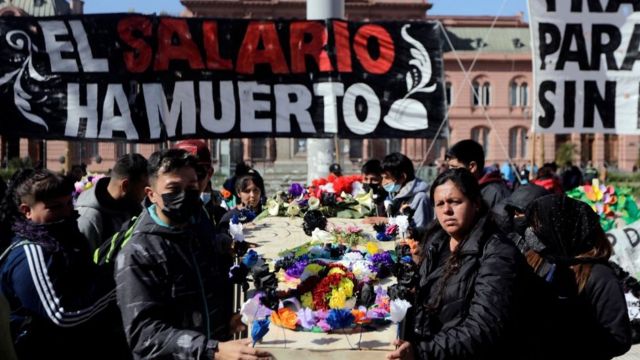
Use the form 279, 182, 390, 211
530, 0, 640, 134
0, 14, 446, 142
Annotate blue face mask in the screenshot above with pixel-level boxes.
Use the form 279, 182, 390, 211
383, 182, 401, 193
200, 192, 212, 205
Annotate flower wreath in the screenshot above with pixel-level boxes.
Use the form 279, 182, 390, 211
309, 263, 356, 310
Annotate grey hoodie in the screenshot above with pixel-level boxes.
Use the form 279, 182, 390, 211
390, 178, 433, 228
76, 177, 141, 252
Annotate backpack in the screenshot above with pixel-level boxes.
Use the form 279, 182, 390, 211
93, 216, 141, 267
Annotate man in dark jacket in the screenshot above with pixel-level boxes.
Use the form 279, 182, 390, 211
446, 139, 511, 209
115, 149, 270, 360
76, 154, 148, 252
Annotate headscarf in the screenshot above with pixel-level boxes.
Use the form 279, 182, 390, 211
526, 194, 604, 264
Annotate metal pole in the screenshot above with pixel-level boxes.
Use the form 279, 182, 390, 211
306, 0, 343, 183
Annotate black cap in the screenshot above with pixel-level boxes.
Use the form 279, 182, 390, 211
329, 163, 342, 175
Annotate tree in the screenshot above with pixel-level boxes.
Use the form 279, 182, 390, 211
555, 142, 577, 166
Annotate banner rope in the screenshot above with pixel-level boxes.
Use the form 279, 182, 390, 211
425, 0, 523, 183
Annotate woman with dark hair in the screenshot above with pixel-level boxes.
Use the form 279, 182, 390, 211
0, 170, 122, 359
218, 171, 265, 232
524, 195, 631, 360
388, 168, 531, 360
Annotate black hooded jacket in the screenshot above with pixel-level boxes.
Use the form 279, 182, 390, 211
115, 202, 233, 360
408, 215, 543, 360
526, 195, 631, 360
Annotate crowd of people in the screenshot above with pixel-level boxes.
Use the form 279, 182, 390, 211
0, 138, 634, 360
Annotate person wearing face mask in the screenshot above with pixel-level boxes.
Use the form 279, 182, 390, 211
491, 184, 550, 253
524, 195, 631, 360
360, 159, 388, 217
174, 140, 228, 227
0, 169, 121, 360
76, 153, 149, 253
115, 149, 268, 360
376, 152, 432, 228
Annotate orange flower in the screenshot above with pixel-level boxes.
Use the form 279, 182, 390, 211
351, 309, 370, 324
220, 188, 232, 199
271, 308, 298, 330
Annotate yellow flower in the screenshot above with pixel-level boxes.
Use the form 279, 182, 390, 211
328, 267, 345, 276
366, 242, 379, 255
301, 292, 314, 309
339, 278, 354, 298
329, 288, 347, 309
304, 263, 324, 276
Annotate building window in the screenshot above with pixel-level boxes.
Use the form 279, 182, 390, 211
472, 81, 480, 106
294, 139, 307, 155
510, 78, 529, 107
471, 126, 490, 154
509, 127, 528, 159
520, 83, 528, 107
510, 82, 518, 107
251, 138, 267, 160
388, 139, 401, 154
349, 139, 363, 160
115, 142, 126, 159
472, 80, 490, 107
445, 81, 452, 107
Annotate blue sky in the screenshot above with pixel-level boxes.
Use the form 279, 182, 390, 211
84, 0, 529, 17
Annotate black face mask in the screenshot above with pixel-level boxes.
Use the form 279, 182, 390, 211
161, 189, 201, 223
513, 217, 528, 236
363, 183, 380, 193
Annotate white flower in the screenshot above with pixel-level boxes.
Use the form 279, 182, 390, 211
308, 196, 320, 210
390, 299, 412, 323
311, 228, 333, 242
229, 222, 245, 242
267, 199, 280, 216
351, 260, 374, 281
395, 215, 410, 238
286, 203, 300, 217
355, 191, 374, 210
342, 252, 364, 262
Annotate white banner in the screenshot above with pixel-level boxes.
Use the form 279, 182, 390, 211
529, 0, 640, 134
607, 218, 640, 279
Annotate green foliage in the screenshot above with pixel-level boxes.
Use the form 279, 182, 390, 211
0, 157, 33, 181
555, 142, 577, 166
606, 171, 640, 198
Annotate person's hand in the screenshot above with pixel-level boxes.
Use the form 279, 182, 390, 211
387, 339, 414, 360
363, 216, 388, 225
214, 339, 272, 360
229, 313, 246, 334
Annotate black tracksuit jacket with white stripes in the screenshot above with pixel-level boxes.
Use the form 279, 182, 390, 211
0, 218, 119, 360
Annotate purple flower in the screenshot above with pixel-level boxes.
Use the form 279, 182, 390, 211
370, 252, 394, 270
289, 183, 305, 198
297, 308, 316, 330
366, 307, 388, 320
285, 259, 309, 278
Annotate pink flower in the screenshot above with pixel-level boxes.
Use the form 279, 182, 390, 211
346, 225, 361, 234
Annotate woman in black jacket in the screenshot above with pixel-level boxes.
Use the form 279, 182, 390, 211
388, 168, 530, 360
524, 194, 631, 360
